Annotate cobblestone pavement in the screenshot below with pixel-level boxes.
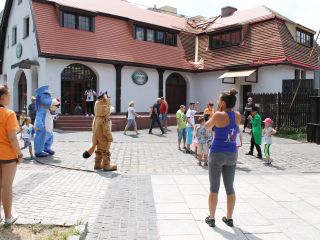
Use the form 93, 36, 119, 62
6, 126, 320, 240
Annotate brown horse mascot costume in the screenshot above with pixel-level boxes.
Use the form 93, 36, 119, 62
83, 92, 117, 171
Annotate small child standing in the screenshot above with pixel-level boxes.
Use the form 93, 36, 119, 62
18, 117, 34, 159
196, 117, 210, 166
262, 118, 277, 165
19, 110, 27, 139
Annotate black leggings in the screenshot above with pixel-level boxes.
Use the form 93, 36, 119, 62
250, 136, 262, 157
86, 101, 94, 115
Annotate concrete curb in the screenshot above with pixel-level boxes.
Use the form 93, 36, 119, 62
67, 222, 88, 240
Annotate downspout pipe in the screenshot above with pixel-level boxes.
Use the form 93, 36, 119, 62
195, 35, 199, 62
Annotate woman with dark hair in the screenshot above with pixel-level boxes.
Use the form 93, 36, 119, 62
204, 88, 241, 228
0, 85, 23, 225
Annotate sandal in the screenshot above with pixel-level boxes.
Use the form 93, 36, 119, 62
205, 216, 215, 227
5, 215, 18, 225
222, 216, 234, 227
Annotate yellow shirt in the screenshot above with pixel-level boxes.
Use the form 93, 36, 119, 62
0, 108, 19, 160
204, 107, 215, 117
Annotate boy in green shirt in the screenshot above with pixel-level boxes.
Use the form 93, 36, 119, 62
245, 106, 262, 159
176, 105, 187, 150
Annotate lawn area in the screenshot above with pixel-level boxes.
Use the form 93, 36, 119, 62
276, 127, 307, 142
0, 224, 79, 240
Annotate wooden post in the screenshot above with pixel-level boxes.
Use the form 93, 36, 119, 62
114, 64, 123, 113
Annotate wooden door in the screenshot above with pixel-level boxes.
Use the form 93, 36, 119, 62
166, 73, 187, 113
18, 73, 27, 112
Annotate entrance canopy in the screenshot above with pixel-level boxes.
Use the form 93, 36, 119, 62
218, 69, 256, 79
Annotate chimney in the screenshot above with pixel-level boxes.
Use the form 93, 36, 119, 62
221, 6, 237, 17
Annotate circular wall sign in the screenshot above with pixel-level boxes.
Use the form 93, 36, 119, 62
16, 43, 23, 59
132, 70, 148, 85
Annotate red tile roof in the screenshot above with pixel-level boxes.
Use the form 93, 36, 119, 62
33, 1, 193, 71
197, 19, 319, 71
47, 0, 188, 31
32, 1, 319, 72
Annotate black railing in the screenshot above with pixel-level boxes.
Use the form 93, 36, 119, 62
252, 92, 315, 130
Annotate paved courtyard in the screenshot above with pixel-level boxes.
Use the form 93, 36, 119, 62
7, 127, 320, 239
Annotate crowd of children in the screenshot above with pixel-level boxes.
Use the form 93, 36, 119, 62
177, 100, 277, 166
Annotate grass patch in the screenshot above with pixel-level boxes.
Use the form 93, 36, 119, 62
276, 126, 307, 142
0, 224, 80, 240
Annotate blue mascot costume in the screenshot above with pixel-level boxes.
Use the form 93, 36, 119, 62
34, 86, 60, 158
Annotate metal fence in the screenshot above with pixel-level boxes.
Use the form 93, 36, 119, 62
252, 92, 316, 130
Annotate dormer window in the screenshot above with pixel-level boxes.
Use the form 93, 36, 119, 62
209, 28, 241, 49
134, 25, 177, 46
296, 28, 313, 47
60, 11, 94, 32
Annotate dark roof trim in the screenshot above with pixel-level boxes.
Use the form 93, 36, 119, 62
132, 20, 180, 34
196, 61, 317, 73
11, 59, 40, 69
38, 52, 194, 72
0, 0, 13, 74
198, 17, 277, 36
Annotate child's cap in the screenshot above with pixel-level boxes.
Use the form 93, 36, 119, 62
263, 118, 273, 124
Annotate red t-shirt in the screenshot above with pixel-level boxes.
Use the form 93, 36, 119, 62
160, 101, 168, 113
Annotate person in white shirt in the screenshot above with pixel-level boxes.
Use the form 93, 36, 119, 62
186, 101, 198, 153
262, 118, 277, 165
84, 87, 97, 116
17, 117, 34, 159
124, 101, 141, 135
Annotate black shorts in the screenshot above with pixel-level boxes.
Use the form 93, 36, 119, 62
0, 159, 18, 164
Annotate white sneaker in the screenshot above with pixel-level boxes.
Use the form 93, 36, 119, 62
86, 114, 89, 117
91, 114, 94, 117
5, 215, 18, 225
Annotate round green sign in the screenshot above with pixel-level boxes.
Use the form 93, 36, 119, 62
132, 70, 148, 85
16, 43, 23, 59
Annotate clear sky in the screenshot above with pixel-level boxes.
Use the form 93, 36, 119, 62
0, 0, 319, 40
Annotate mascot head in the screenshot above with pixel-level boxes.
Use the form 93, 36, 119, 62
35, 85, 60, 111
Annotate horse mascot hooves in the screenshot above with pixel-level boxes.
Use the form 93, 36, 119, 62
83, 92, 117, 171
34, 86, 60, 158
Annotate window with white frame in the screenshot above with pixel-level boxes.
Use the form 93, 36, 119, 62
296, 28, 313, 47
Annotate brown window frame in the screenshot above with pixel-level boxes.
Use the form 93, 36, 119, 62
134, 25, 177, 47
296, 28, 313, 47
209, 28, 242, 49
60, 11, 94, 32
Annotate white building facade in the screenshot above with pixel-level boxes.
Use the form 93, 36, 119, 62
0, 0, 317, 114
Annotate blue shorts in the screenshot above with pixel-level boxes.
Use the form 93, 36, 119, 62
186, 127, 193, 145
160, 113, 167, 121
177, 128, 186, 141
